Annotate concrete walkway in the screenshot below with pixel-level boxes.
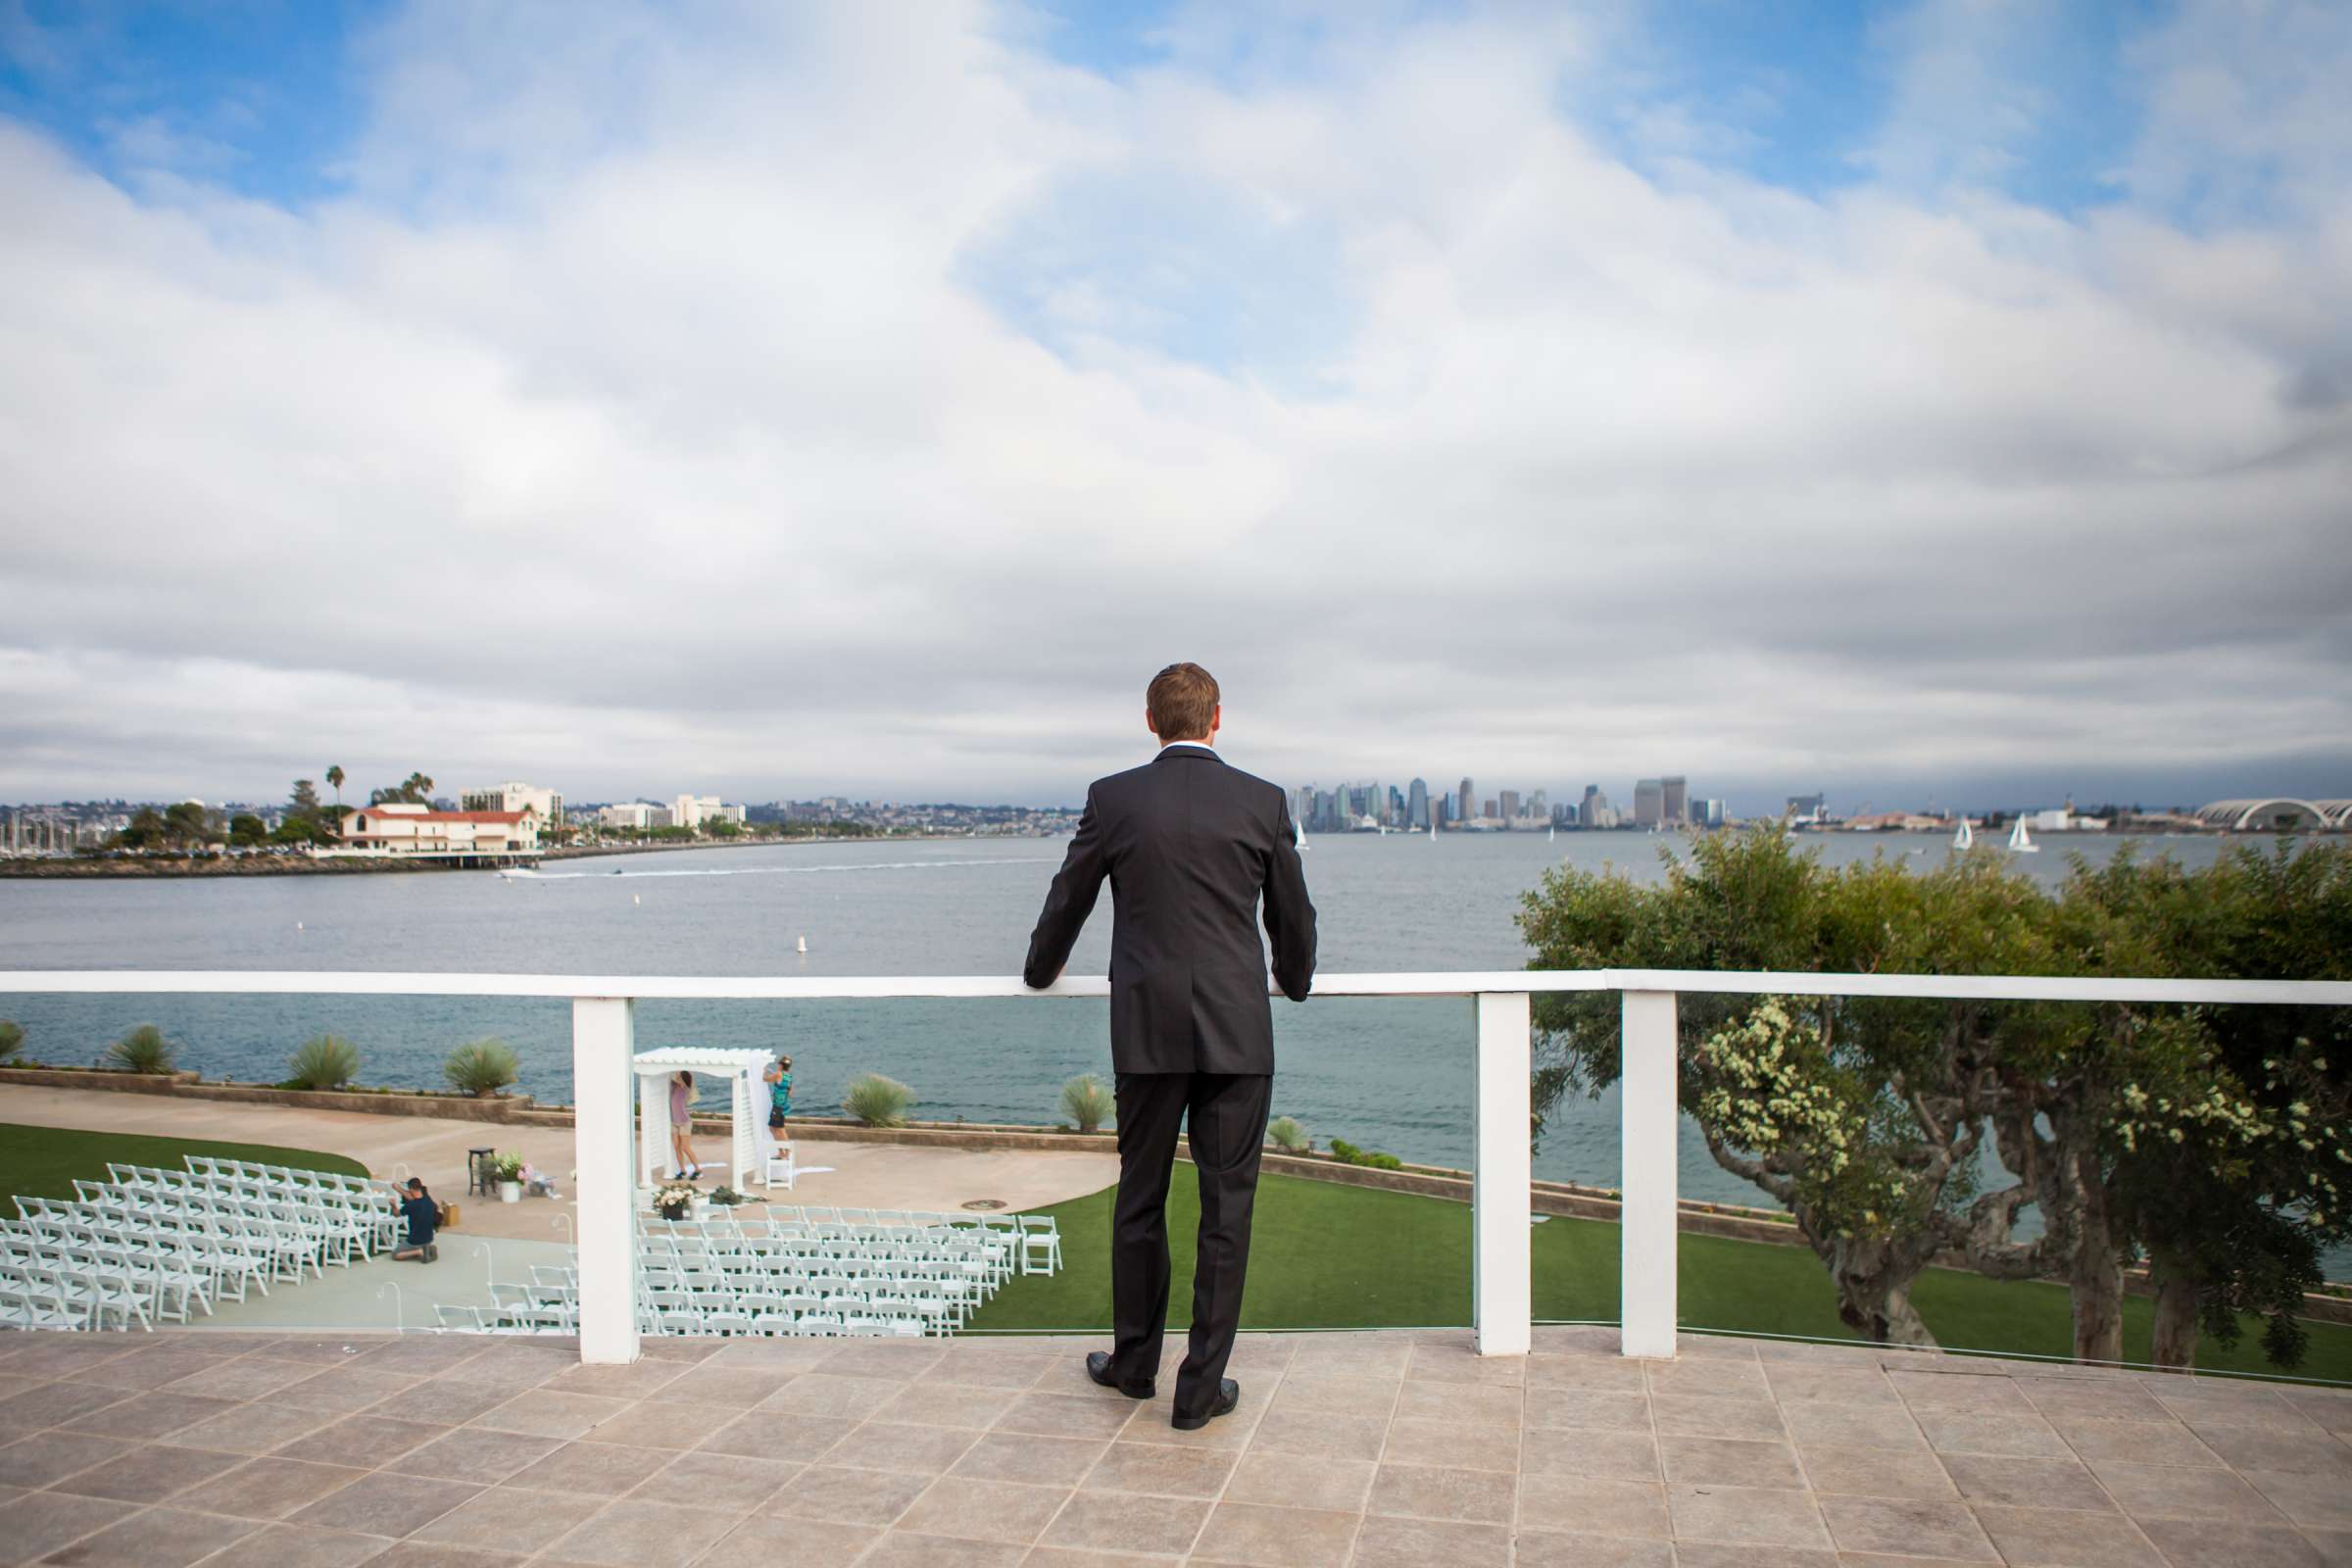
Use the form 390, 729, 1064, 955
2, 1325, 2348, 1566
0, 1086, 1119, 1242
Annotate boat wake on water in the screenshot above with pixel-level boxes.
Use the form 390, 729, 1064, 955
504, 856, 1060, 881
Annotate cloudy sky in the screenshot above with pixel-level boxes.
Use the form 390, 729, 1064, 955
1, 0, 2346, 816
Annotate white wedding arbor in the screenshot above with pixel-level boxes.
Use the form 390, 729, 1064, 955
631, 1046, 774, 1190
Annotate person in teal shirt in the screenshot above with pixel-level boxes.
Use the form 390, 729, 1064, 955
763, 1053, 794, 1163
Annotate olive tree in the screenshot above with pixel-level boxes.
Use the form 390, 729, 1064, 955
1519, 829, 2067, 1348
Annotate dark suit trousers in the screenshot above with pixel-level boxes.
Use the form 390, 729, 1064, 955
1108, 1070, 1272, 1418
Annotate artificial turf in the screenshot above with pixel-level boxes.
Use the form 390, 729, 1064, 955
0, 1121, 368, 1203
966, 1168, 2352, 1384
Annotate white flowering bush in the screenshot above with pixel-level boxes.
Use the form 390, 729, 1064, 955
1693, 999, 1922, 1241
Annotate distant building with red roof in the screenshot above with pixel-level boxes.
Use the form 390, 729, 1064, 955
331, 802, 542, 863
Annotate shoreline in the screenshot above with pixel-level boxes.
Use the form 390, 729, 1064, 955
0, 831, 1011, 879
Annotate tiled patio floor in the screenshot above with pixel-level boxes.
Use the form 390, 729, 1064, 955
1, 1327, 2348, 1567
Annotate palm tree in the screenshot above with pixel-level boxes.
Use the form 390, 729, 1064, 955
401, 771, 434, 805
326, 765, 344, 811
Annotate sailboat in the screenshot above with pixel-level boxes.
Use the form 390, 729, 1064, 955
2007, 817, 2037, 854
1295, 818, 1309, 853
1953, 815, 1973, 851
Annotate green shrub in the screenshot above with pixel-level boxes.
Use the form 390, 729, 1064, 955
0, 1020, 22, 1063
286, 1034, 360, 1091
1267, 1115, 1310, 1152
843, 1072, 914, 1128
491, 1152, 525, 1182
106, 1024, 175, 1074
444, 1038, 519, 1098
1329, 1138, 1403, 1171
1059, 1074, 1113, 1133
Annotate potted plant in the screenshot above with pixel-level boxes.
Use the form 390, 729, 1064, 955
653, 1180, 698, 1221
492, 1152, 525, 1203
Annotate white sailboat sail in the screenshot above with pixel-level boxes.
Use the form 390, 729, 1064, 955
1953, 816, 1973, 850
2007, 817, 2036, 853
1295, 818, 1309, 853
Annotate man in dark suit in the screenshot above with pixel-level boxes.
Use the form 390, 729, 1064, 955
1024, 662, 1316, 1429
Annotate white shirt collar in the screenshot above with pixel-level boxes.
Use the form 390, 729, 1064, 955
1157, 738, 1216, 754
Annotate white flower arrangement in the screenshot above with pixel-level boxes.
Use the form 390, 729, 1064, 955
653, 1180, 700, 1215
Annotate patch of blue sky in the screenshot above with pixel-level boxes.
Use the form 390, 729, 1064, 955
1018, 0, 1471, 90
0, 0, 379, 203
1575, 0, 2155, 220
956, 161, 1358, 396
1015, 0, 1186, 79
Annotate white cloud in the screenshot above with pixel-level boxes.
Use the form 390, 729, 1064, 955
0, 0, 2345, 812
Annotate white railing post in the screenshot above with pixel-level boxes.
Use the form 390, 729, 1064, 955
573, 996, 640, 1365
1472, 991, 1533, 1356
1620, 989, 1679, 1358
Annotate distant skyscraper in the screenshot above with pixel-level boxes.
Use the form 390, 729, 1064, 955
1364, 779, 1381, 826
1662, 776, 1688, 826
1499, 789, 1521, 824
1295, 785, 1314, 833
1580, 784, 1601, 827
1406, 778, 1429, 830
1634, 779, 1665, 828
1459, 778, 1474, 824
1692, 798, 1725, 827
1530, 790, 1547, 821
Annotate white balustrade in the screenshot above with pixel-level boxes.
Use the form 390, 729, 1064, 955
5, 967, 2346, 1365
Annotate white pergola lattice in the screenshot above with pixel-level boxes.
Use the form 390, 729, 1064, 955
631, 1047, 775, 1190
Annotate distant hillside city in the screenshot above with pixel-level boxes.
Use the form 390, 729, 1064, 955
2, 767, 2345, 866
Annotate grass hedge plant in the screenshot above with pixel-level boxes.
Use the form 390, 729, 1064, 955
843, 1072, 914, 1128
286, 1034, 360, 1091
444, 1038, 520, 1098
1267, 1116, 1310, 1152
106, 1024, 175, 1075
1059, 1074, 1113, 1133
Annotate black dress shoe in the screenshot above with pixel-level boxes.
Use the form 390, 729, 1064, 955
1086, 1351, 1154, 1399
1171, 1378, 1239, 1431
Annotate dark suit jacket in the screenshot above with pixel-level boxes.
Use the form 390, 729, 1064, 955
1023, 746, 1316, 1075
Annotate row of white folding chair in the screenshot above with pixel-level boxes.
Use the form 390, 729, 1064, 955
71, 1191, 330, 1282
637, 1298, 932, 1338
126, 1179, 373, 1267
649, 1237, 1006, 1282
118, 1163, 398, 1248
0, 1263, 85, 1329
0, 1250, 155, 1329
642, 1253, 997, 1304
1, 1224, 211, 1321
183, 1154, 382, 1200
97, 1176, 381, 1265
654, 1231, 1011, 1278
176, 1163, 401, 1251
71, 1181, 344, 1260
643, 1272, 974, 1329
24, 1194, 303, 1289
22, 1205, 274, 1301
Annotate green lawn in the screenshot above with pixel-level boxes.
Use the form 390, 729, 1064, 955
968, 1170, 2352, 1384
0, 1121, 368, 1204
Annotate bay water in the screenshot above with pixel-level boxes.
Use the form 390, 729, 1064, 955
0, 829, 2238, 1216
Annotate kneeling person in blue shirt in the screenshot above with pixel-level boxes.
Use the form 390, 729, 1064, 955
393, 1177, 440, 1262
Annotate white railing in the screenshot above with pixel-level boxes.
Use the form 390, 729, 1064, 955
3, 968, 2347, 1366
